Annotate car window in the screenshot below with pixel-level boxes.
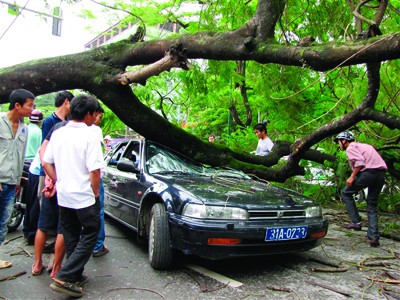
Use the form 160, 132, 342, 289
108, 142, 128, 166
120, 141, 141, 168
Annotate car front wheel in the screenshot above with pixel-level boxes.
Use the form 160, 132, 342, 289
148, 203, 173, 270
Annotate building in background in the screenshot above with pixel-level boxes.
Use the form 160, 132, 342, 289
84, 19, 182, 50
0, 0, 112, 68
84, 1, 202, 49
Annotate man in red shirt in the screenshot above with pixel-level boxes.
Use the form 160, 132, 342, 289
335, 131, 387, 247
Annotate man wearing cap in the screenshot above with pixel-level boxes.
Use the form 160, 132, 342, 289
22, 109, 43, 244
25, 109, 43, 160
335, 131, 387, 247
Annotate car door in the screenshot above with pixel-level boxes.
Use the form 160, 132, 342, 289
104, 140, 143, 228
103, 141, 130, 222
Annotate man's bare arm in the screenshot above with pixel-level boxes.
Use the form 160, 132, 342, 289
346, 166, 362, 187
39, 140, 49, 163
42, 162, 57, 183
90, 169, 101, 198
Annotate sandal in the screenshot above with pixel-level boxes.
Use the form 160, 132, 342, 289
0, 259, 12, 269
50, 279, 83, 298
32, 263, 45, 276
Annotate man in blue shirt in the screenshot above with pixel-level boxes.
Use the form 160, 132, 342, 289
41, 91, 74, 141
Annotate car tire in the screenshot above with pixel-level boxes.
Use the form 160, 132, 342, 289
148, 203, 173, 270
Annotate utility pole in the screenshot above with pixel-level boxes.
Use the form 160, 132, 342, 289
0, 0, 63, 36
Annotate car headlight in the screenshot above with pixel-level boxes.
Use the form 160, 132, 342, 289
182, 204, 247, 220
305, 206, 322, 218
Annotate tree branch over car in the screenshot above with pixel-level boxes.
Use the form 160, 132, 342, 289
0, 0, 399, 182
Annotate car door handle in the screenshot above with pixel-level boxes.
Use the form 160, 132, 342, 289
109, 177, 118, 188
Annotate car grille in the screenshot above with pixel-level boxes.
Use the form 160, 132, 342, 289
248, 209, 306, 220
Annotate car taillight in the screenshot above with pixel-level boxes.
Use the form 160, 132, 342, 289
310, 231, 327, 238
208, 238, 241, 245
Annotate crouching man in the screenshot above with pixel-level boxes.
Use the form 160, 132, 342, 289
335, 131, 387, 248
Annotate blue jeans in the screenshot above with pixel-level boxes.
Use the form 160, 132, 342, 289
94, 179, 105, 253
342, 169, 385, 240
0, 184, 16, 245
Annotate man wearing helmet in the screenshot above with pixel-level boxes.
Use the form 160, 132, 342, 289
335, 131, 387, 247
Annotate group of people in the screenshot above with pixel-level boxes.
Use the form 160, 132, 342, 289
0, 89, 110, 297
0, 89, 388, 295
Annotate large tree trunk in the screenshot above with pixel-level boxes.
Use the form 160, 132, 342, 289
0, 0, 399, 182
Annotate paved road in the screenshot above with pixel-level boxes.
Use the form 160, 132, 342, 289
1, 211, 399, 299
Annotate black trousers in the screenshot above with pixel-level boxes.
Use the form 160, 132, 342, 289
342, 169, 385, 240
23, 172, 40, 244
56, 197, 100, 282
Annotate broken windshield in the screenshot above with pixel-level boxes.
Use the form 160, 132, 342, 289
145, 142, 207, 176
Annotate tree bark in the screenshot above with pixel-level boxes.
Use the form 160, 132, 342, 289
0, 0, 398, 182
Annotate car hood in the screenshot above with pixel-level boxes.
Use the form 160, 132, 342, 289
156, 174, 316, 209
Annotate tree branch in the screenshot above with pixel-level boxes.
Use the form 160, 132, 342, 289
117, 45, 189, 85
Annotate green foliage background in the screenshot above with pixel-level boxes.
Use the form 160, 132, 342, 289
3, 0, 399, 210
86, 0, 400, 209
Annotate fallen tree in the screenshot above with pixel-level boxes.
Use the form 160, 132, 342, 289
0, 0, 399, 182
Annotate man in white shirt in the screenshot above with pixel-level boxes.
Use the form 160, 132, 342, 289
253, 122, 274, 156
42, 95, 104, 297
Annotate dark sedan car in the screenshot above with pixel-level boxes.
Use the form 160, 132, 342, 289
103, 139, 329, 270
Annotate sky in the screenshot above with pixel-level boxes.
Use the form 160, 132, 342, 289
0, 0, 112, 68
0, 1, 203, 68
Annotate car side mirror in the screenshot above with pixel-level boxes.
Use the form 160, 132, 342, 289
117, 159, 139, 174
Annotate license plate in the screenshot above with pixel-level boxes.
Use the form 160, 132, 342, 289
265, 226, 308, 241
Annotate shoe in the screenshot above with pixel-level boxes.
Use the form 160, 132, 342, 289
76, 273, 89, 287
370, 239, 380, 247
344, 222, 362, 230
50, 280, 83, 298
32, 263, 45, 276
93, 245, 109, 257
25, 237, 35, 245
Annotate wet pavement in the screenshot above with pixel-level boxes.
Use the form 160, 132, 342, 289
1, 211, 399, 299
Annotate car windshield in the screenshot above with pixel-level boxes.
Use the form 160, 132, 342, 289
145, 142, 251, 180
210, 168, 251, 180
146, 142, 206, 176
